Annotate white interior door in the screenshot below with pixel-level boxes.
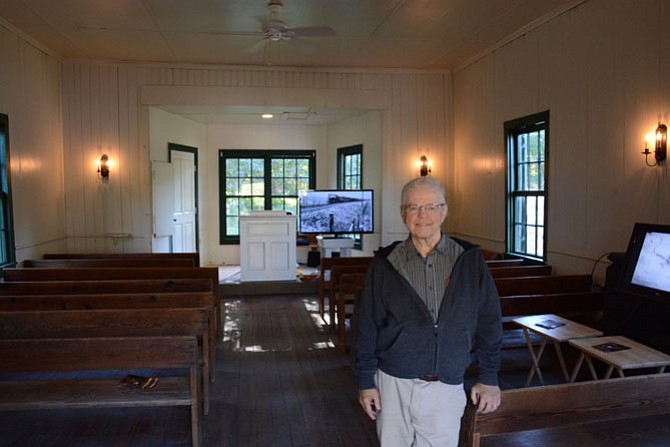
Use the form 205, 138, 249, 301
171, 150, 197, 253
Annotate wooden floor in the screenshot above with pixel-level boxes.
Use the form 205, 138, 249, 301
1, 293, 669, 446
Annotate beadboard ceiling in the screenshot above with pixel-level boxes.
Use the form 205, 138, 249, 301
0, 0, 584, 124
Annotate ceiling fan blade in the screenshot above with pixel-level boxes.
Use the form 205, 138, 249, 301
288, 26, 335, 37
284, 36, 316, 54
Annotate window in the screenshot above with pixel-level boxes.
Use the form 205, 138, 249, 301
505, 111, 549, 261
337, 144, 363, 250
0, 113, 16, 270
219, 150, 315, 244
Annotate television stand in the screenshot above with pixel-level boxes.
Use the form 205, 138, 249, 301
317, 235, 355, 258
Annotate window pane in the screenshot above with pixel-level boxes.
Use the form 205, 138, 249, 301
527, 196, 537, 225
239, 178, 252, 195
284, 178, 297, 196
284, 159, 297, 177
226, 217, 239, 236
297, 159, 310, 177
226, 198, 239, 216
271, 178, 284, 195
297, 178, 310, 193
252, 159, 264, 177
517, 134, 528, 162
271, 159, 283, 177
252, 197, 265, 210
251, 178, 264, 196
285, 197, 297, 215
239, 197, 253, 215
226, 178, 238, 195
239, 159, 251, 177
226, 159, 238, 177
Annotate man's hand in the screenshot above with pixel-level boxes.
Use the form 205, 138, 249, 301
470, 383, 501, 414
358, 388, 381, 420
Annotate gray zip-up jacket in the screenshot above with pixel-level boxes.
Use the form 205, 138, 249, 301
355, 238, 502, 390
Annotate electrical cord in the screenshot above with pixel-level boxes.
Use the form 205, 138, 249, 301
590, 252, 612, 290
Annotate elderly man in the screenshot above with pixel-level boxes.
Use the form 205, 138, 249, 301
356, 176, 502, 447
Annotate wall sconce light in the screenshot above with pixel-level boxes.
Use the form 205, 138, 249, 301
642, 123, 667, 167
419, 155, 432, 176
97, 154, 110, 180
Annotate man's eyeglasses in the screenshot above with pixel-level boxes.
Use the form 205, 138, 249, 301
403, 203, 446, 215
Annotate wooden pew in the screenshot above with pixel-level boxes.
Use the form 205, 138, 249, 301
494, 274, 593, 297
3, 266, 223, 339
22, 258, 197, 268
334, 272, 368, 353
458, 373, 670, 447
0, 308, 213, 415
43, 252, 200, 266
0, 336, 201, 447
499, 291, 604, 320
0, 278, 217, 382
0, 291, 217, 387
317, 256, 373, 320
488, 264, 552, 278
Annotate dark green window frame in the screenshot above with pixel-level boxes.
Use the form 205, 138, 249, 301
0, 113, 16, 272
505, 111, 549, 261
337, 144, 363, 250
219, 149, 316, 244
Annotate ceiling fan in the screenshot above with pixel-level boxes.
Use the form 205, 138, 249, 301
253, 0, 335, 53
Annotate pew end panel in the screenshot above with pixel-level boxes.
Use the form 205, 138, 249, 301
0, 336, 202, 447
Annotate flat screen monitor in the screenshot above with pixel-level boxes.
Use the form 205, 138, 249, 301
298, 189, 374, 234
618, 222, 670, 300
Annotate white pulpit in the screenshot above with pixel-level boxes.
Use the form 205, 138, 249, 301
239, 211, 297, 282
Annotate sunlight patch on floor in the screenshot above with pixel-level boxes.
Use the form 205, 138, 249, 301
223, 297, 335, 352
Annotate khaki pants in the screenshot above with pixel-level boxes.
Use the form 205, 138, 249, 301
376, 370, 466, 447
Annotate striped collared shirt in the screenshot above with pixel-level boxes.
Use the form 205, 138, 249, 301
388, 235, 464, 321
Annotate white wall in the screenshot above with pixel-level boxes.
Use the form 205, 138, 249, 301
326, 111, 384, 256
0, 20, 65, 262
452, 0, 670, 278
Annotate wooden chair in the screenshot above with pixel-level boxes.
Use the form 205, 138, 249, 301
334, 272, 368, 353
328, 264, 371, 329
317, 256, 373, 321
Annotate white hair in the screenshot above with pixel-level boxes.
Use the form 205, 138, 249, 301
400, 177, 447, 208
